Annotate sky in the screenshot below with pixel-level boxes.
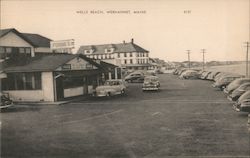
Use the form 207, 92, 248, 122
1, 0, 249, 62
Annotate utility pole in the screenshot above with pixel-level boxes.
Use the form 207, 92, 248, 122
186, 50, 191, 69
244, 42, 249, 77
201, 49, 206, 71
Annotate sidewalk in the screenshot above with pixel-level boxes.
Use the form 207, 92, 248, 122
13, 95, 91, 106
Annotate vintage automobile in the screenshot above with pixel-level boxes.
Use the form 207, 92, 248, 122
223, 78, 250, 94
0, 92, 13, 109
93, 80, 127, 97
124, 72, 144, 83
228, 82, 250, 101
142, 76, 160, 91
233, 90, 250, 112
179, 70, 199, 79
199, 71, 212, 80
212, 75, 242, 90
206, 71, 220, 81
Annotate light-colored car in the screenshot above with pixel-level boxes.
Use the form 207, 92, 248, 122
93, 80, 127, 97
228, 82, 250, 101
223, 78, 250, 94
233, 90, 250, 113
142, 76, 160, 91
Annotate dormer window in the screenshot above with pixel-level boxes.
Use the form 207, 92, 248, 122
105, 48, 114, 53
84, 50, 92, 54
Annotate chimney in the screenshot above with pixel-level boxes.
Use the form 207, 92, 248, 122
123, 40, 125, 44
131, 38, 134, 43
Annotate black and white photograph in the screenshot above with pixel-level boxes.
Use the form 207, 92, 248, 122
0, 0, 250, 157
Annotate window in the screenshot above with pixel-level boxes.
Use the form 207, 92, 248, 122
19, 48, 25, 53
130, 53, 133, 57
117, 53, 120, 58
2, 73, 42, 90
124, 53, 127, 57
6, 48, 12, 53
130, 59, 133, 64
63, 77, 84, 89
124, 59, 127, 64
25, 48, 31, 54
85, 50, 91, 54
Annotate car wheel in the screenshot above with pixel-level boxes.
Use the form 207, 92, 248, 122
121, 89, 125, 95
106, 92, 111, 97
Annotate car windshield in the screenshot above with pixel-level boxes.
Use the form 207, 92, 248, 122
144, 77, 158, 82
104, 81, 120, 86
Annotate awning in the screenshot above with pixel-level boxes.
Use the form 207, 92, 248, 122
0, 71, 7, 79
54, 69, 102, 78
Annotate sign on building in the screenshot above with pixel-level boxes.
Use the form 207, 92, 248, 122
50, 39, 75, 53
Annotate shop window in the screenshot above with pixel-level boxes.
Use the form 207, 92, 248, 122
63, 77, 84, 89
2, 72, 42, 90
19, 48, 25, 53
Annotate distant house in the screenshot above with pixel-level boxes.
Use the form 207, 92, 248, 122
77, 39, 150, 70
0, 28, 53, 61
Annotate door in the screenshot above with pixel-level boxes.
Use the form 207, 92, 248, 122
56, 76, 64, 101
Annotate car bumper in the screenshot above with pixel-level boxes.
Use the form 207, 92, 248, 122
142, 87, 159, 91
233, 104, 241, 112
223, 89, 229, 94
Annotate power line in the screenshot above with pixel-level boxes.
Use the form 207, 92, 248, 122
201, 49, 206, 71
244, 42, 249, 77
186, 50, 191, 69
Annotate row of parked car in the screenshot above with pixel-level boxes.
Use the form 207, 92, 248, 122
173, 68, 250, 118
93, 70, 161, 97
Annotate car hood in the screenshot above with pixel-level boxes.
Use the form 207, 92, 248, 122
96, 86, 113, 91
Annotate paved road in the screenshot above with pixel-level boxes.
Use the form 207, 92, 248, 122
1, 74, 250, 158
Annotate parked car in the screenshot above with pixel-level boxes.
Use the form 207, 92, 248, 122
212, 75, 242, 90
228, 82, 250, 101
179, 70, 199, 79
0, 92, 13, 109
206, 71, 220, 81
200, 71, 211, 80
124, 72, 144, 83
142, 76, 160, 91
223, 78, 250, 94
233, 90, 250, 112
93, 80, 127, 97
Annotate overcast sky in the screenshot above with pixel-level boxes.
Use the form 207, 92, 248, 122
1, 0, 249, 62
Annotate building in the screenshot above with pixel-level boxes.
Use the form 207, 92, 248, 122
0, 28, 53, 60
1, 54, 114, 102
77, 39, 150, 70
0, 28, 116, 102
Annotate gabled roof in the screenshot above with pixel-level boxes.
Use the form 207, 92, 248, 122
0, 28, 52, 48
21, 33, 51, 47
3, 54, 102, 73
77, 42, 149, 54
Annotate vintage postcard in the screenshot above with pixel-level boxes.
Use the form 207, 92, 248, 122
0, 0, 250, 157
